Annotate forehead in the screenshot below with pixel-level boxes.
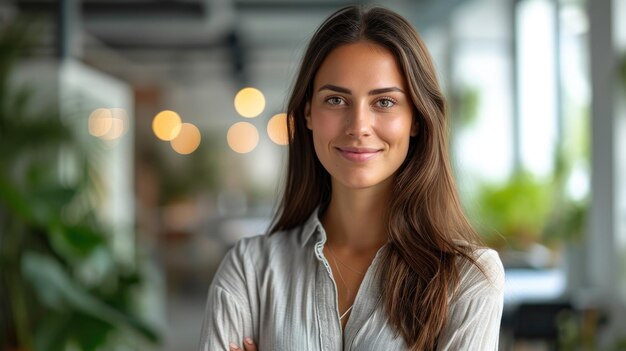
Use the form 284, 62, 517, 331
313, 41, 407, 92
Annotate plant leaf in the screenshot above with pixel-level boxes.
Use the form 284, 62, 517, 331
49, 223, 106, 260
22, 252, 160, 343
0, 175, 35, 223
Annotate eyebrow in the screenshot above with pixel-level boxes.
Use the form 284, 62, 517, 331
317, 84, 405, 95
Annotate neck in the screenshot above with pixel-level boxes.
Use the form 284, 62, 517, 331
321, 180, 392, 254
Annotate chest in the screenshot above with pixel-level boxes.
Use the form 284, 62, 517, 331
254, 246, 408, 350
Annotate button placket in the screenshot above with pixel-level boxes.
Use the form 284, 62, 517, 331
313, 228, 343, 350
345, 246, 386, 350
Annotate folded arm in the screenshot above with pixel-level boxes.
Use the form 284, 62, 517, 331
198, 239, 256, 351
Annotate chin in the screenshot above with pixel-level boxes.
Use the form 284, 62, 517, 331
340, 180, 377, 189
333, 174, 392, 191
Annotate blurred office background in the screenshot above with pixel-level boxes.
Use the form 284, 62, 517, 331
0, 0, 625, 350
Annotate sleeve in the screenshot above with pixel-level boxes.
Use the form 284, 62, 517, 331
198, 239, 256, 351
436, 249, 505, 351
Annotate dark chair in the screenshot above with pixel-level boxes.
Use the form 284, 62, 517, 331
511, 301, 573, 351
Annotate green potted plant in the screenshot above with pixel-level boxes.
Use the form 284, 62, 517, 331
0, 18, 160, 351
471, 170, 554, 252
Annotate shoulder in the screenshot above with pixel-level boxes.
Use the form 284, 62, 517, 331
227, 225, 309, 266
238, 224, 307, 250
452, 248, 505, 301
438, 249, 505, 349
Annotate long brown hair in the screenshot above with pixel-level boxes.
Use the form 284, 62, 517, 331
270, 5, 483, 350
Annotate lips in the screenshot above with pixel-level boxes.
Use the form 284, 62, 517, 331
335, 146, 382, 162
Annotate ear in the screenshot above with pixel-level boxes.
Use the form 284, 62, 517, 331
305, 102, 312, 130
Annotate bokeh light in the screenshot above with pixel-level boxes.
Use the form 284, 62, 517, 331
99, 108, 128, 141
153, 110, 182, 141
267, 113, 289, 145
234, 87, 265, 118
227, 122, 259, 154
170, 122, 202, 155
88, 108, 113, 137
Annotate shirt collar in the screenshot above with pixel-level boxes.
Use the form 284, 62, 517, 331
300, 205, 327, 248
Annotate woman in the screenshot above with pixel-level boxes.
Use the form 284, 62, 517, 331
199, 5, 504, 351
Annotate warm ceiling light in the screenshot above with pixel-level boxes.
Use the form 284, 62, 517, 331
88, 108, 113, 137
99, 108, 128, 141
267, 113, 289, 145
171, 122, 201, 155
234, 87, 265, 118
227, 122, 259, 153
153, 110, 182, 141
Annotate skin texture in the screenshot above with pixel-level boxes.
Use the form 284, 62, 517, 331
229, 41, 417, 351
306, 41, 416, 193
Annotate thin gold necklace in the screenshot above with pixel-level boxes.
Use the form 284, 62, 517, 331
327, 244, 366, 275
326, 244, 365, 320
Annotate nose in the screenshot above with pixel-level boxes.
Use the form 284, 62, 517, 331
345, 102, 372, 137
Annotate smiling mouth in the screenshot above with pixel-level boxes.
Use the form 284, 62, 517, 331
335, 147, 382, 162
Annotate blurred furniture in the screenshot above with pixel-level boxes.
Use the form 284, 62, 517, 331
511, 301, 573, 351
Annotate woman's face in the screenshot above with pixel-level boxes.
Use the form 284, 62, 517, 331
306, 41, 416, 191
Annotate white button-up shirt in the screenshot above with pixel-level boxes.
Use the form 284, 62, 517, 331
199, 208, 504, 350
